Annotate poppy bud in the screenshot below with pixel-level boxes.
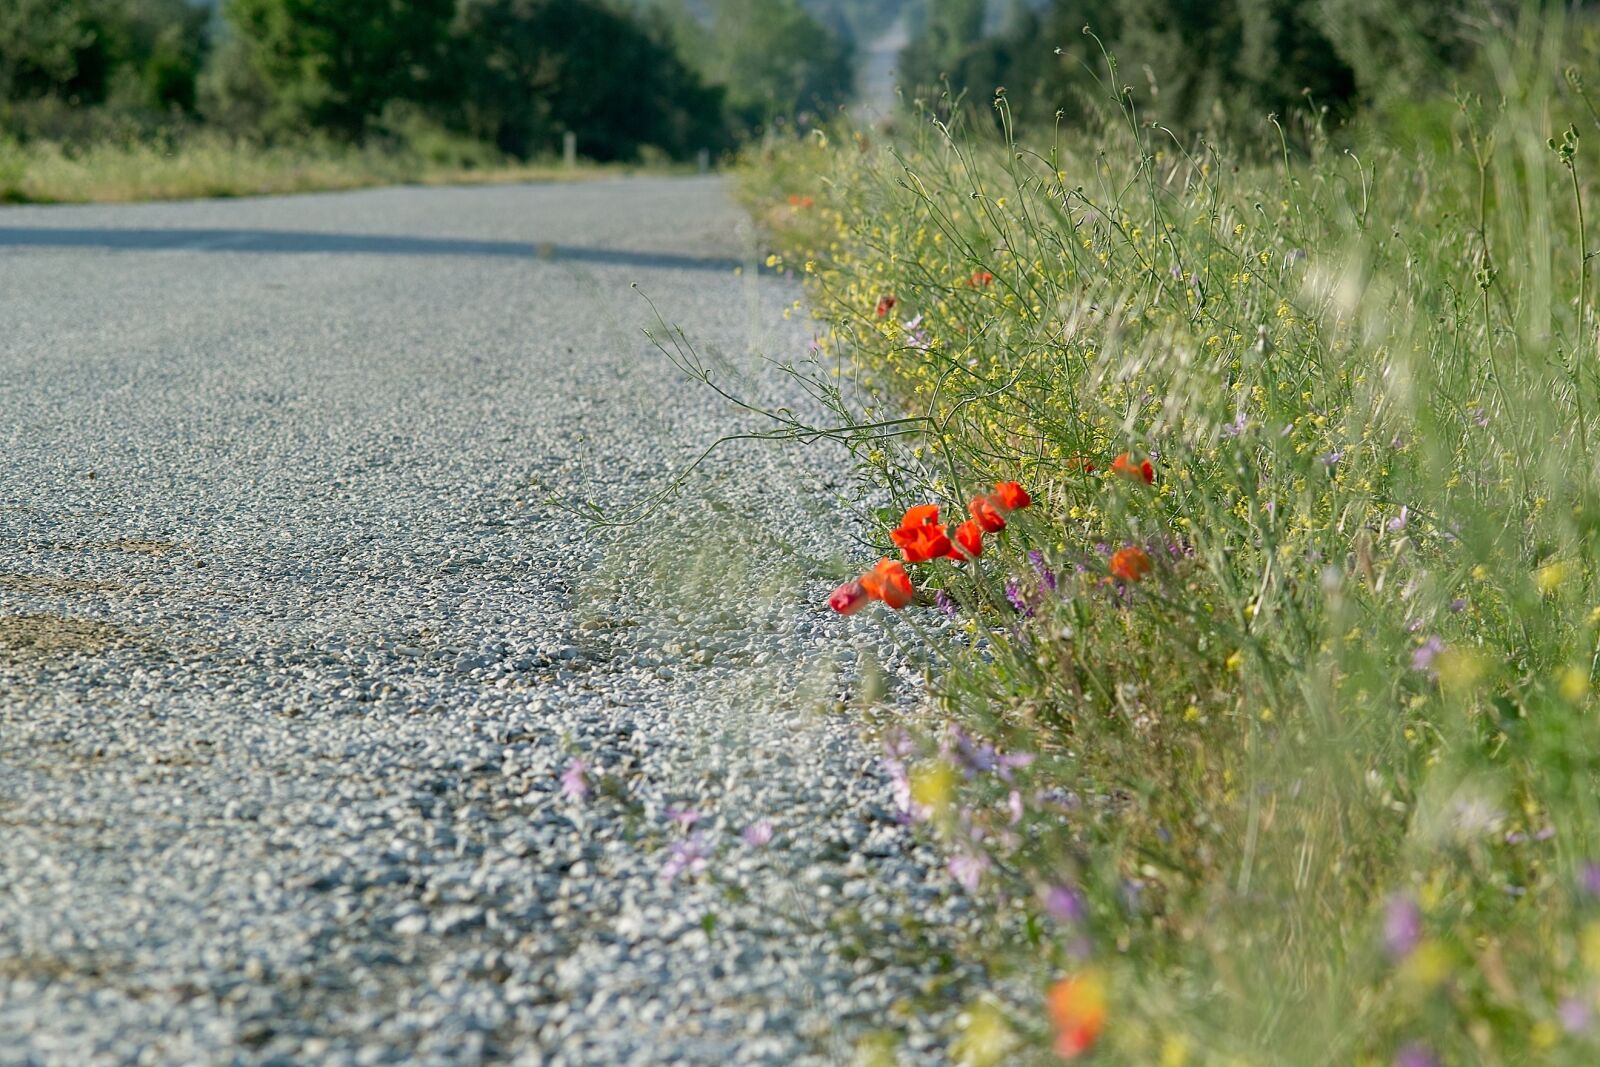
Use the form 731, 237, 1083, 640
828, 578, 870, 615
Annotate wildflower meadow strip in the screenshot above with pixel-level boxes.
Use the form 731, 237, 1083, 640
741, 19, 1600, 1066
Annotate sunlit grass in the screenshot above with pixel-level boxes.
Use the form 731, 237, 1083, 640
0, 134, 667, 205
744, 14, 1600, 1065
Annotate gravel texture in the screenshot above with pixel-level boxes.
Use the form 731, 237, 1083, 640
0, 177, 980, 1066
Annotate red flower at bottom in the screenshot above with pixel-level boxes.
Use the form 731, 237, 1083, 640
1047, 972, 1107, 1060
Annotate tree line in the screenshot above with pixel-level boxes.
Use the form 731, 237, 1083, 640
0, 0, 866, 161
899, 0, 1577, 136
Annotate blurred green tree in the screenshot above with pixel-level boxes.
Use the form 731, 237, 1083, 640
703, 0, 853, 129
222, 0, 454, 137
446, 0, 727, 161
0, 0, 206, 113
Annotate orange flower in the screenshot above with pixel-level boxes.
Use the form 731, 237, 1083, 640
875, 294, 897, 317
1046, 971, 1107, 1060
828, 578, 870, 615
949, 519, 984, 560
969, 496, 1007, 533
1108, 546, 1152, 582
891, 504, 952, 563
1111, 453, 1155, 484
991, 481, 1032, 511
860, 558, 914, 609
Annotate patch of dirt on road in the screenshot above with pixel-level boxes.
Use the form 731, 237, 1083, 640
0, 613, 140, 656
0, 575, 124, 596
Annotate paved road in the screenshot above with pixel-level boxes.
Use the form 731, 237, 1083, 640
0, 178, 974, 1065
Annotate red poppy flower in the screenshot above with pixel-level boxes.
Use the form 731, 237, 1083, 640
968, 270, 994, 287
949, 519, 984, 560
1047, 972, 1107, 1060
1109, 546, 1152, 582
969, 496, 1007, 533
828, 578, 870, 615
991, 481, 1032, 511
1066, 455, 1097, 474
860, 558, 914, 609
875, 294, 897, 317
890, 504, 952, 563
1111, 452, 1155, 484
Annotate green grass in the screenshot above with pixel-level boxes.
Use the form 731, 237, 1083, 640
0, 133, 663, 205
741, 15, 1600, 1067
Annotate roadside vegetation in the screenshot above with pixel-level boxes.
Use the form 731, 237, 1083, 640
742, 2, 1600, 1062
0, 0, 891, 204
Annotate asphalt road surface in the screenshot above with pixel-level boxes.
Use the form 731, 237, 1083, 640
0, 178, 977, 1066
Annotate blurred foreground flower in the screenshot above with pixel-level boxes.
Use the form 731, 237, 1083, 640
1111, 453, 1155, 484
1109, 546, 1152, 582
560, 758, 589, 801
1046, 970, 1107, 1059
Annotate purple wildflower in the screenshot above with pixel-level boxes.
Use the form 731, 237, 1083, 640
995, 750, 1034, 783
560, 758, 590, 801
1383, 894, 1423, 959
741, 820, 774, 847
884, 758, 929, 824
1561, 996, 1594, 1034
660, 832, 711, 886
1450, 598, 1467, 613
1043, 884, 1087, 924
1221, 412, 1248, 438
1320, 450, 1343, 467
1411, 636, 1445, 675
667, 807, 701, 829
1004, 581, 1032, 617
903, 315, 931, 352
947, 852, 990, 893
882, 730, 914, 759
1469, 407, 1490, 428
1007, 789, 1024, 825
934, 589, 958, 617
1579, 861, 1600, 897
1393, 1045, 1440, 1067
1029, 550, 1058, 592
1388, 506, 1410, 533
